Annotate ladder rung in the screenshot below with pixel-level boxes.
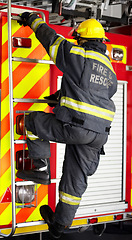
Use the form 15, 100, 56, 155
16, 110, 34, 114
14, 140, 26, 144
13, 98, 58, 104
16, 221, 45, 228
14, 98, 46, 103
15, 181, 35, 186
16, 204, 35, 209
14, 98, 48, 103
12, 57, 54, 65
11, 15, 21, 21
15, 180, 59, 186
14, 138, 56, 145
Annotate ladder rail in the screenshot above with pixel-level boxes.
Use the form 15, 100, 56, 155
0, 3, 51, 237
0, 0, 16, 237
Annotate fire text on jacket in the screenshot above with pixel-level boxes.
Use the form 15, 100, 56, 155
90, 62, 114, 88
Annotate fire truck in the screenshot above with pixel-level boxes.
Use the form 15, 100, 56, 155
0, 0, 132, 238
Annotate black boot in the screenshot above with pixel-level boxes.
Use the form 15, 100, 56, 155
40, 205, 65, 239
16, 158, 51, 185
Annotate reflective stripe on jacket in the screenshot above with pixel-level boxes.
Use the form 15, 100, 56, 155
30, 16, 117, 134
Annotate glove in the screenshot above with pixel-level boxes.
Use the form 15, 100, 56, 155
17, 12, 37, 27
44, 91, 60, 107
17, 12, 31, 26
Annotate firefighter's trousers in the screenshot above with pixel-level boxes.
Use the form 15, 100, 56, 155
25, 111, 108, 226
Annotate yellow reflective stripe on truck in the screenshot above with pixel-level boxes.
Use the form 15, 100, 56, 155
0, 15, 49, 228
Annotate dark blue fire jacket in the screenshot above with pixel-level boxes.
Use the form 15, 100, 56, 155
28, 15, 117, 134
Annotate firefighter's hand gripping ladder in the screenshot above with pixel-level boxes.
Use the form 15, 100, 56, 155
0, 1, 56, 237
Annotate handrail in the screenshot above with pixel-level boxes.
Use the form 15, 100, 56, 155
12, 10, 46, 23
34, 11, 46, 22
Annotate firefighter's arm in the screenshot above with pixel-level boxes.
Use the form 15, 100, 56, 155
18, 12, 81, 77
18, 12, 57, 53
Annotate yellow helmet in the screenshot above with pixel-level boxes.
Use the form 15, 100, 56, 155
74, 19, 109, 41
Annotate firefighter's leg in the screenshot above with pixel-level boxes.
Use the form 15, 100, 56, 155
54, 143, 100, 227
39, 128, 107, 237
16, 113, 52, 184
16, 111, 79, 184
16, 136, 51, 185
36, 119, 107, 232
40, 143, 101, 238
21, 112, 100, 185
40, 144, 100, 238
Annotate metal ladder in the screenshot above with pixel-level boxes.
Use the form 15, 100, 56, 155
0, 0, 56, 237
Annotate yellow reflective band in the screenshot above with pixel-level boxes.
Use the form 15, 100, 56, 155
59, 191, 81, 206
1, 131, 10, 159
2, 21, 20, 45
60, 96, 115, 121
31, 18, 45, 33
26, 194, 48, 222
98, 215, 114, 223
72, 218, 88, 227
0, 203, 21, 226
1, 224, 48, 236
0, 167, 11, 198
70, 47, 115, 74
26, 130, 39, 141
0, 203, 11, 225
2, 22, 8, 45
49, 36, 64, 64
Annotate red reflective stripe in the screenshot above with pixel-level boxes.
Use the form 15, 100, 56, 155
0, 224, 12, 229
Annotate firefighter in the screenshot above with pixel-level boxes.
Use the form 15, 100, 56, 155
16, 14, 117, 239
